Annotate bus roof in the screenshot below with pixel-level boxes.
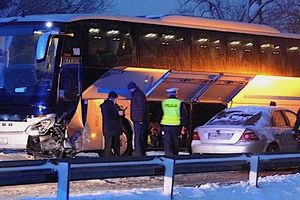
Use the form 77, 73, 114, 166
1, 14, 300, 39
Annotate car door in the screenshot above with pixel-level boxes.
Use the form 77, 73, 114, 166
282, 110, 299, 151
271, 110, 296, 152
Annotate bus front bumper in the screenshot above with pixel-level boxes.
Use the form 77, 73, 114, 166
0, 131, 28, 149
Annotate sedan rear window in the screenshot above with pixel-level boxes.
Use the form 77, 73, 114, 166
207, 110, 262, 126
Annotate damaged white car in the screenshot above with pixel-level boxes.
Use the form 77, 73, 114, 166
192, 106, 299, 154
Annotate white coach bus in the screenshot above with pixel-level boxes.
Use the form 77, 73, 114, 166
0, 14, 300, 157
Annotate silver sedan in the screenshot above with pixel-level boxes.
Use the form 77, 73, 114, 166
191, 106, 299, 154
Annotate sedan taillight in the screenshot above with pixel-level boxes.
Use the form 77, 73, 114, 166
239, 129, 259, 141
193, 129, 200, 140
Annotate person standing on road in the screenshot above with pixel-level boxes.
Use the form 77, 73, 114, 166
160, 88, 188, 155
127, 82, 148, 156
100, 91, 122, 157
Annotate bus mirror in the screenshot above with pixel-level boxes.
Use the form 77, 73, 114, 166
36, 32, 74, 62
36, 32, 52, 62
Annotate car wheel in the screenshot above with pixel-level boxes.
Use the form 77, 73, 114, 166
266, 143, 280, 153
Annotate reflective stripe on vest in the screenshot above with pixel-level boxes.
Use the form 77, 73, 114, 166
161, 98, 181, 126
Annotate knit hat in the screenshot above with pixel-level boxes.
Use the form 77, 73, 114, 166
127, 82, 138, 90
108, 91, 118, 99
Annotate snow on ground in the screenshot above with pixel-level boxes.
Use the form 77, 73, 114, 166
19, 173, 300, 200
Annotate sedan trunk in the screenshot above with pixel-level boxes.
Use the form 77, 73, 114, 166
197, 126, 247, 144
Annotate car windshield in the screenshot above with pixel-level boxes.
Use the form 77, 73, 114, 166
0, 24, 59, 107
207, 110, 262, 126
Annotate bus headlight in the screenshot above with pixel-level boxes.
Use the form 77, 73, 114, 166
30, 116, 55, 134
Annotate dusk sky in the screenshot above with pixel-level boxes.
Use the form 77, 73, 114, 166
104, 0, 180, 16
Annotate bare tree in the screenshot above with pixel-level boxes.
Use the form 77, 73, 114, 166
0, 0, 11, 17
177, 0, 300, 33
264, 0, 300, 32
0, 0, 9, 8
177, 0, 274, 23
0, 0, 115, 17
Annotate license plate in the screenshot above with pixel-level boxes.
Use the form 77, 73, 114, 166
0, 137, 8, 145
208, 133, 233, 140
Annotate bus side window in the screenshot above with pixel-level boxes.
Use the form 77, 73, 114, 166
139, 25, 190, 70
260, 38, 285, 75
87, 21, 136, 67
191, 31, 226, 72
63, 23, 81, 57
286, 40, 300, 75
226, 35, 259, 74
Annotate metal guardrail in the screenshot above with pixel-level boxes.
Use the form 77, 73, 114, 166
0, 161, 70, 199
1, 154, 300, 200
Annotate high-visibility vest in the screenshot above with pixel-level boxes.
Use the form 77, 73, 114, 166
298, 125, 300, 131
161, 98, 181, 126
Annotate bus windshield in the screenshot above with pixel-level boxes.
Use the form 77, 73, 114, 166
0, 25, 59, 108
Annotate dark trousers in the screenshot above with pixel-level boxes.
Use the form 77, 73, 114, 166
162, 125, 181, 155
104, 134, 120, 156
133, 122, 147, 156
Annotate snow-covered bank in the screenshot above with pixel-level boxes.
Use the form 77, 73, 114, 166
20, 173, 300, 200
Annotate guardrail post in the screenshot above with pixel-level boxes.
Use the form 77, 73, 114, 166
249, 156, 259, 187
161, 157, 175, 199
56, 162, 70, 200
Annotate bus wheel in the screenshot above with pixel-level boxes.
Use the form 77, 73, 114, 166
97, 125, 133, 157
120, 125, 133, 156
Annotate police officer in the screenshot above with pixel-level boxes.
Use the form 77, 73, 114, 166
160, 88, 188, 155
100, 91, 122, 156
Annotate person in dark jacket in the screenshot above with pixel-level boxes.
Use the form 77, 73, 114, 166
160, 88, 188, 155
127, 82, 148, 156
100, 91, 122, 156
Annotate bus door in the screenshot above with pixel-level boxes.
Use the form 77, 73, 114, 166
80, 66, 170, 151
147, 71, 253, 147
197, 74, 254, 104
193, 74, 254, 128
59, 57, 82, 149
